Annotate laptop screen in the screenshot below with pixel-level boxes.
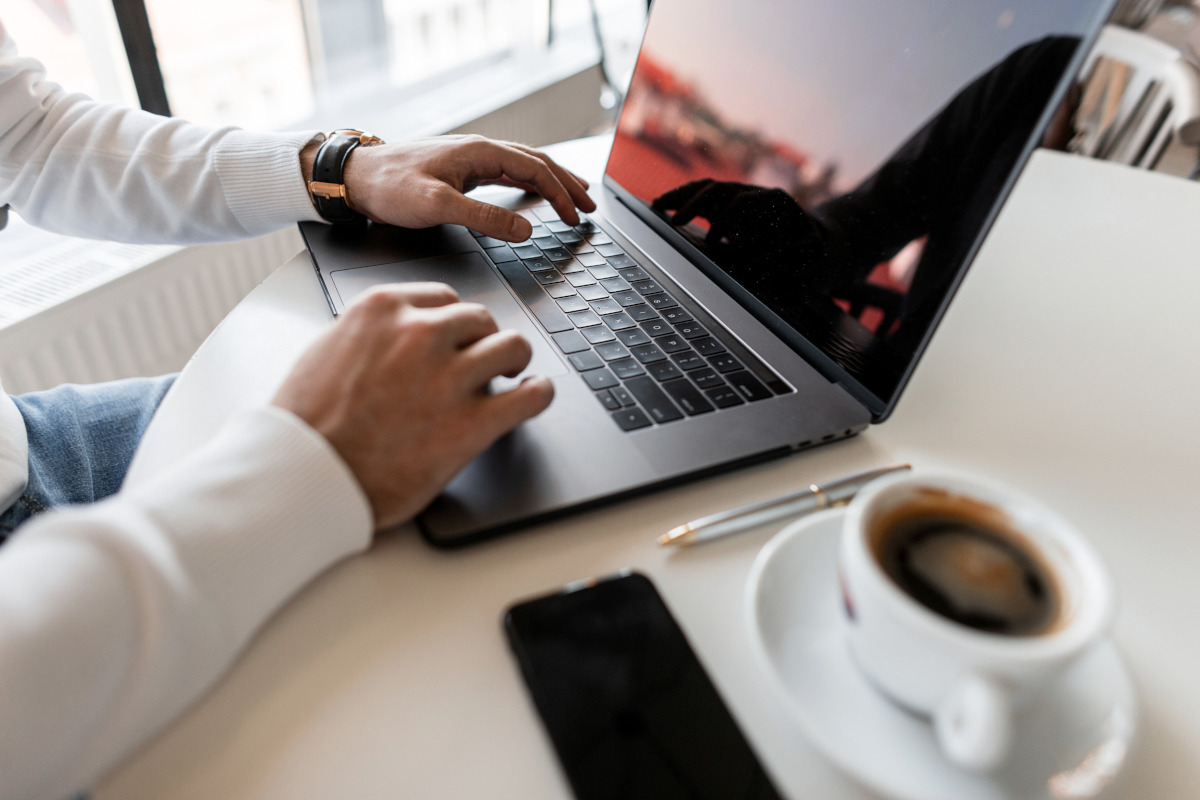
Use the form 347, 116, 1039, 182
605, 0, 1112, 412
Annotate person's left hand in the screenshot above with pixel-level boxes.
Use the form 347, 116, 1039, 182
305, 134, 596, 242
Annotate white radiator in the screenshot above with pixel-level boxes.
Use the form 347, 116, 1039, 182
0, 227, 304, 394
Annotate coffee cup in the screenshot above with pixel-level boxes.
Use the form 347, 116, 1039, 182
837, 469, 1113, 772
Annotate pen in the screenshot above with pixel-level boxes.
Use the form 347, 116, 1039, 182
658, 464, 911, 547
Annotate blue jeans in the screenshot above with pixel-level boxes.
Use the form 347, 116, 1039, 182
0, 375, 176, 542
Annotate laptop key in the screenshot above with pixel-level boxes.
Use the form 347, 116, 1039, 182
495, 260, 572, 333
662, 379, 716, 416
692, 337, 727, 356
600, 277, 633, 293
629, 343, 667, 363
485, 245, 518, 263
557, 259, 587, 274
705, 385, 745, 408
557, 296, 589, 313
569, 351, 605, 371
631, 278, 664, 295
582, 325, 616, 344
556, 230, 583, 244
543, 247, 574, 262
546, 283, 578, 299
565, 270, 597, 287
612, 407, 653, 431
610, 385, 636, 407
616, 328, 652, 347
533, 236, 560, 250
588, 263, 619, 279
689, 367, 726, 390
575, 251, 608, 267
618, 266, 650, 282
603, 312, 637, 331
477, 235, 509, 248
671, 351, 706, 371
674, 321, 708, 338
661, 307, 694, 325
595, 341, 632, 361
523, 256, 555, 272
610, 358, 647, 380
648, 361, 684, 382
647, 294, 679, 310
624, 376, 684, 424
708, 353, 744, 373
568, 309, 603, 328
589, 297, 623, 316
545, 220, 573, 233
612, 290, 642, 307
727, 370, 773, 401
595, 242, 624, 257
606, 254, 638, 268
584, 368, 620, 391
640, 319, 672, 337
534, 270, 564, 286
578, 284, 609, 301
657, 334, 692, 353
596, 390, 622, 411
551, 329, 590, 353
627, 304, 659, 322
513, 244, 542, 260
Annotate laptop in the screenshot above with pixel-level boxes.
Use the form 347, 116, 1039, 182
300, 0, 1114, 547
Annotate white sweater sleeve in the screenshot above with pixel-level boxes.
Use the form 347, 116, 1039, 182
0, 406, 373, 800
0, 17, 324, 243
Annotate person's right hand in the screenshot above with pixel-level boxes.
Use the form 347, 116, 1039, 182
271, 283, 554, 531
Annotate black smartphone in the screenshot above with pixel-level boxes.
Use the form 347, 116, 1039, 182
504, 570, 784, 800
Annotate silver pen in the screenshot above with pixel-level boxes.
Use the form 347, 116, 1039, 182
658, 464, 911, 547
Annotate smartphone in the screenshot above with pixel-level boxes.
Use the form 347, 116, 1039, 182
504, 570, 784, 800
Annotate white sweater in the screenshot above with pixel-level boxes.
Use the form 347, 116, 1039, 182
0, 19, 374, 800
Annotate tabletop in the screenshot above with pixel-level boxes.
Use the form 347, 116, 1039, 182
104, 137, 1200, 799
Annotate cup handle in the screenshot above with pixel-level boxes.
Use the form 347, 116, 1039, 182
933, 673, 1012, 772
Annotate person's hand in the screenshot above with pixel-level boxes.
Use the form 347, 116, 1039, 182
271, 282, 554, 531
304, 134, 596, 242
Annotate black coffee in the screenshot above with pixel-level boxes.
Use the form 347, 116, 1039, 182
869, 494, 1061, 636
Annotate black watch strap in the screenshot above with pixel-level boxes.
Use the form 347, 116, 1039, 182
308, 130, 382, 224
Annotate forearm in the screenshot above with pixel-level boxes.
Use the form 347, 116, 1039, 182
0, 406, 371, 800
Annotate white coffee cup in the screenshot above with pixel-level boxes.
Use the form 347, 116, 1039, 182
838, 469, 1114, 772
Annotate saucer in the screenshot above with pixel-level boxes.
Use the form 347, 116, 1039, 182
744, 510, 1138, 800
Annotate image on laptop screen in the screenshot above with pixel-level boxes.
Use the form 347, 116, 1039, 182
605, 0, 1110, 407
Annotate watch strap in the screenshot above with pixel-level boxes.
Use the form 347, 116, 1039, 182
309, 130, 382, 224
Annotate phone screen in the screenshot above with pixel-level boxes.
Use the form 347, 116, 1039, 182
504, 571, 783, 800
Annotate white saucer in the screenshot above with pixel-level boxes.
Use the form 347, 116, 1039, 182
744, 510, 1139, 800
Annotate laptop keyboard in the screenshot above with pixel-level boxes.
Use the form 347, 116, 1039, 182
469, 203, 786, 431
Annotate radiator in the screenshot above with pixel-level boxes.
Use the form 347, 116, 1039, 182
0, 227, 304, 394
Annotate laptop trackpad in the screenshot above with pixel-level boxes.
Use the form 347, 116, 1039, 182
329, 253, 568, 389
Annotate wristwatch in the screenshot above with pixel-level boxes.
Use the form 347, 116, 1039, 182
307, 129, 384, 224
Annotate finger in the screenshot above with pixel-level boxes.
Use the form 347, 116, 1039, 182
475, 375, 555, 439
439, 190, 536, 241
458, 329, 534, 388
388, 282, 461, 308
350, 282, 459, 315
472, 141, 582, 227
423, 301, 500, 349
507, 143, 596, 212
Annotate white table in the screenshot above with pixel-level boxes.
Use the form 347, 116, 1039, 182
101, 138, 1200, 799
